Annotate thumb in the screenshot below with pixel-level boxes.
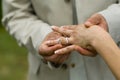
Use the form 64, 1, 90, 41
84, 21, 94, 28
85, 14, 100, 27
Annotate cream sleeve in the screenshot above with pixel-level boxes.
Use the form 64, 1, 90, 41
99, 0, 120, 46
2, 0, 52, 57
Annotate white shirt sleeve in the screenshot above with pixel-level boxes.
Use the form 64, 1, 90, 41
99, 1, 120, 46
2, 0, 52, 58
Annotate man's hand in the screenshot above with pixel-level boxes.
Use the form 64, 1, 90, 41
85, 14, 108, 31
38, 31, 69, 64
39, 32, 62, 56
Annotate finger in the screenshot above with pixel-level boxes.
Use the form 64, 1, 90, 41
48, 44, 63, 51
99, 22, 108, 31
54, 45, 77, 55
84, 14, 100, 27
84, 21, 94, 28
61, 25, 75, 30
75, 46, 97, 57
45, 40, 59, 46
52, 26, 73, 36
44, 54, 66, 64
39, 44, 62, 56
46, 37, 73, 46
44, 54, 60, 62
58, 37, 72, 45
55, 45, 97, 57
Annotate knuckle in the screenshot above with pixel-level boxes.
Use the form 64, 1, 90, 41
71, 31, 74, 34
66, 47, 70, 50
69, 38, 74, 44
39, 46, 44, 53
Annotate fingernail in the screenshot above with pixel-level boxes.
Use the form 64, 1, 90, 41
51, 26, 56, 29
55, 50, 59, 54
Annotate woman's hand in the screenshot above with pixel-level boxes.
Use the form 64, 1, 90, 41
51, 25, 95, 48
50, 25, 109, 55
46, 25, 101, 56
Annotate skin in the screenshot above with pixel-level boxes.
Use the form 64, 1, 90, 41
38, 31, 69, 64
39, 31, 94, 64
49, 25, 96, 54
90, 27, 120, 80
38, 13, 108, 63
84, 14, 108, 31
50, 25, 110, 54
46, 14, 120, 78
49, 25, 120, 79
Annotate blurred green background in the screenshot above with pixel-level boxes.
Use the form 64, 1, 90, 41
0, 1, 28, 80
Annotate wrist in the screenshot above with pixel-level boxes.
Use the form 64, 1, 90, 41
89, 38, 98, 49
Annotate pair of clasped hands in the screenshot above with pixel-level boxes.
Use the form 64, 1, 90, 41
39, 14, 108, 64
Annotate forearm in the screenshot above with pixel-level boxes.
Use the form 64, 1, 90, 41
98, 2, 120, 79
91, 34, 120, 79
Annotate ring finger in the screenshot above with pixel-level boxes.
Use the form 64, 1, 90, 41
46, 37, 72, 46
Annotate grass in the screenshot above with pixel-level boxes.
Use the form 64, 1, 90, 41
0, 26, 28, 80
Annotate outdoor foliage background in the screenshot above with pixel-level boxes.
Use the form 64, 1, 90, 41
0, 1, 28, 80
